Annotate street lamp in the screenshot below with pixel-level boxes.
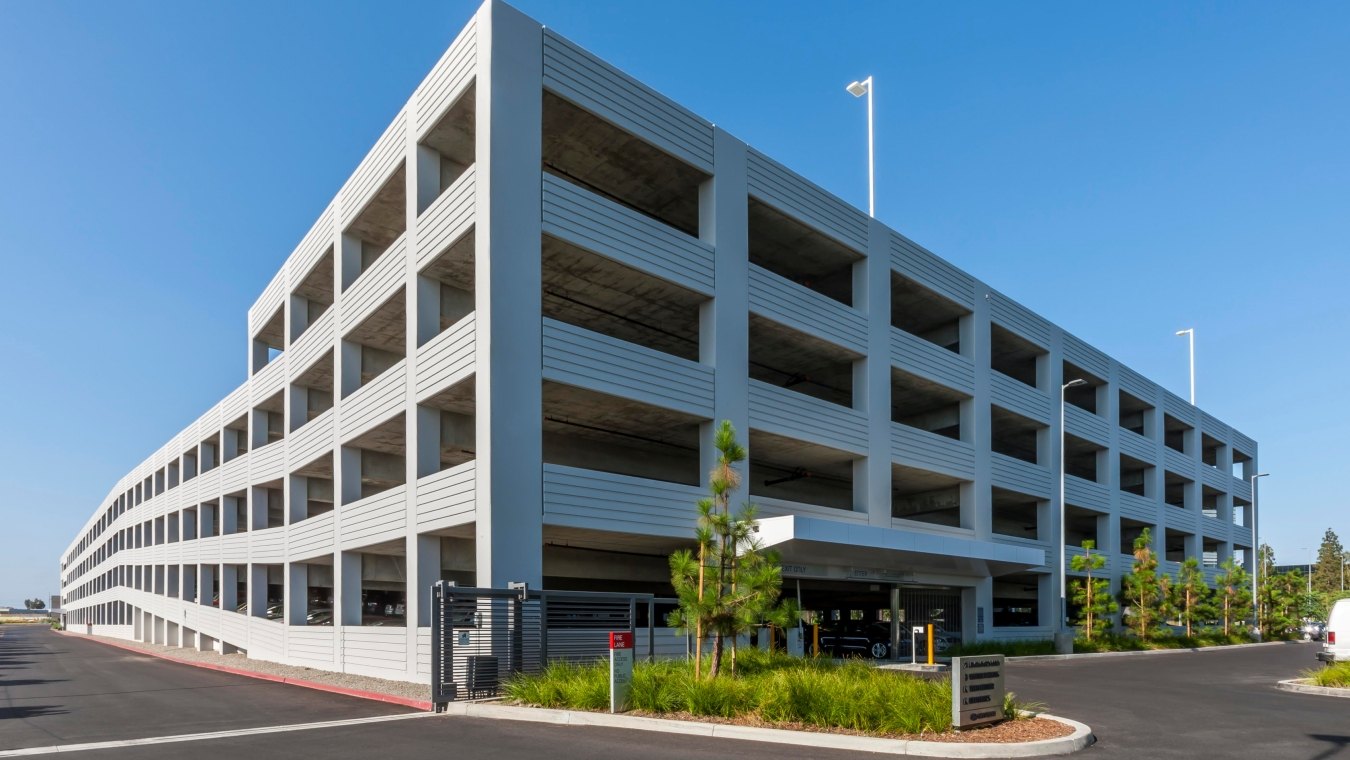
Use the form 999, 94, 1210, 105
1249, 472, 1269, 639
845, 76, 874, 217
1300, 548, 1313, 595
1057, 378, 1088, 652
1175, 328, 1195, 405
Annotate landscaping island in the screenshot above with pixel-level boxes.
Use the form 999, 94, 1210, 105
504, 650, 1073, 744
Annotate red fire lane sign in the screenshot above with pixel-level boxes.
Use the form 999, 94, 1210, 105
610, 631, 634, 713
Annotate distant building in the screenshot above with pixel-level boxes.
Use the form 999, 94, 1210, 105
59, 0, 1258, 682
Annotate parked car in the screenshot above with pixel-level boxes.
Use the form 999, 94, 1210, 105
306, 608, 334, 626
818, 621, 892, 659
1318, 599, 1349, 663
817, 622, 956, 660
1302, 620, 1325, 642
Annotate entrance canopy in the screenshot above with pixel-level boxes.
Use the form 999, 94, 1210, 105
755, 515, 1045, 579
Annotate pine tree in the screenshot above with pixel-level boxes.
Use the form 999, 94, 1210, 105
1312, 528, 1346, 594
1120, 529, 1165, 641
1171, 558, 1206, 637
1214, 557, 1252, 637
1070, 540, 1116, 640
668, 421, 797, 679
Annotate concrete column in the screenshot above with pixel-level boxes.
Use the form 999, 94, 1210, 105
339, 446, 362, 506
966, 577, 993, 643
405, 92, 431, 682
860, 217, 892, 526
416, 144, 442, 217
338, 551, 362, 627
221, 495, 239, 535
472, 0, 544, 588
221, 565, 239, 611
248, 564, 267, 617
196, 564, 214, 606
340, 233, 363, 292
287, 474, 307, 524
411, 534, 441, 627
968, 287, 993, 534
339, 339, 362, 399
285, 563, 308, 625
248, 486, 268, 531
698, 128, 750, 479
415, 405, 442, 479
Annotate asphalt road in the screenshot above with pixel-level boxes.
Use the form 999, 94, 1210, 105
3, 624, 1343, 759
0, 624, 411, 751
1005, 640, 1347, 759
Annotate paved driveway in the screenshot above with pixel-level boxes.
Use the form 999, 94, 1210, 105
1006, 641, 1345, 758
0, 625, 413, 752
4, 624, 1340, 759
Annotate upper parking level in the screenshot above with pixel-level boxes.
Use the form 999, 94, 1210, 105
64, 0, 1259, 573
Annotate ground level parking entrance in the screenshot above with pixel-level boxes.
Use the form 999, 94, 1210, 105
789, 578, 964, 660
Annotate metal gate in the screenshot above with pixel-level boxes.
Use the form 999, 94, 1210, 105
430, 581, 653, 710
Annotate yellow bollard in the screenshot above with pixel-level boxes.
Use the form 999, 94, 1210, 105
927, 623, 934, 666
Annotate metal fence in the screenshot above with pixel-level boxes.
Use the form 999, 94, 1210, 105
430, 582, 656, 710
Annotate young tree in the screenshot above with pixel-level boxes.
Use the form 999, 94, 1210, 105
1312, 528, 1346, 594
1260, 567, 1303, 639
1070, 540, 1116, 640
1120, 529, 1166, 641
1214, 557, 1252, 637
1171, 558, 1206, 637
668, 421, 797, 679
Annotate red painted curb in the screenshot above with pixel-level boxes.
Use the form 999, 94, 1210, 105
61, 630, 433, 711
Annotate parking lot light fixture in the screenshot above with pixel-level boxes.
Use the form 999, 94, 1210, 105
1250, 472, 1269, 638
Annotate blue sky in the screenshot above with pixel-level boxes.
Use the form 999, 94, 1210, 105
1, 1, 1346, 605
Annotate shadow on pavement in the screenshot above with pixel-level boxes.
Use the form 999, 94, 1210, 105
0, 679, 69, 687
0, 704, 69, 720
1309, 734, 1350, 760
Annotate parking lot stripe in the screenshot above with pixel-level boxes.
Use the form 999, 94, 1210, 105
0, 712, 435, 757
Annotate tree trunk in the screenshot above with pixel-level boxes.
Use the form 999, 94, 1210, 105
1080, 583, 1090, 642
710, 632, 723, 678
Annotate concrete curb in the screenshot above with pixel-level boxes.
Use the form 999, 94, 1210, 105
58, 630, 432, 711
438, 702, 1095, 757
1276, 679, 1350, 699
1005, 640, 1304, 663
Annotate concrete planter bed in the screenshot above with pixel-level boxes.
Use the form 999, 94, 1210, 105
1276, 679, 1350, 698
450, 702, 1095, 757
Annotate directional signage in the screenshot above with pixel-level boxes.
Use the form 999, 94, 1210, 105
951, 655, 1005, 728
609, 631, 634, 713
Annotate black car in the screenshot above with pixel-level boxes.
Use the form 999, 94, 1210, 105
818, 621, 957, 659
818, 621, 894, 659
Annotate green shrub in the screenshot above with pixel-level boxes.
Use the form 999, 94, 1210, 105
507, 652, 957, 735
1307, 662, 1350, 688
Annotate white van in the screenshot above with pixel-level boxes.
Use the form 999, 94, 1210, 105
1319, 598, 1350, 663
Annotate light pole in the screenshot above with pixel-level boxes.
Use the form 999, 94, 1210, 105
845, 76, 874, 217
1175, 328, 1195, 405
1057, 378, 1088, 652
1249, 472, 1268, 639
1300, 548, 1313, 594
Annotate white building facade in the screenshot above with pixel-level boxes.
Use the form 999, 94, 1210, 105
59, 0, 1259, 681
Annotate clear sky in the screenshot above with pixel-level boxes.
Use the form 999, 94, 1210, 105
1, 1, 1346, 606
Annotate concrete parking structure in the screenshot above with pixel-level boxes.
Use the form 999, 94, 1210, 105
59, 0, 1259, 684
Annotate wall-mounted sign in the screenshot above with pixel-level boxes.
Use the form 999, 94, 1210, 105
951, 655, 1005, 728
609, 631, 633, 713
